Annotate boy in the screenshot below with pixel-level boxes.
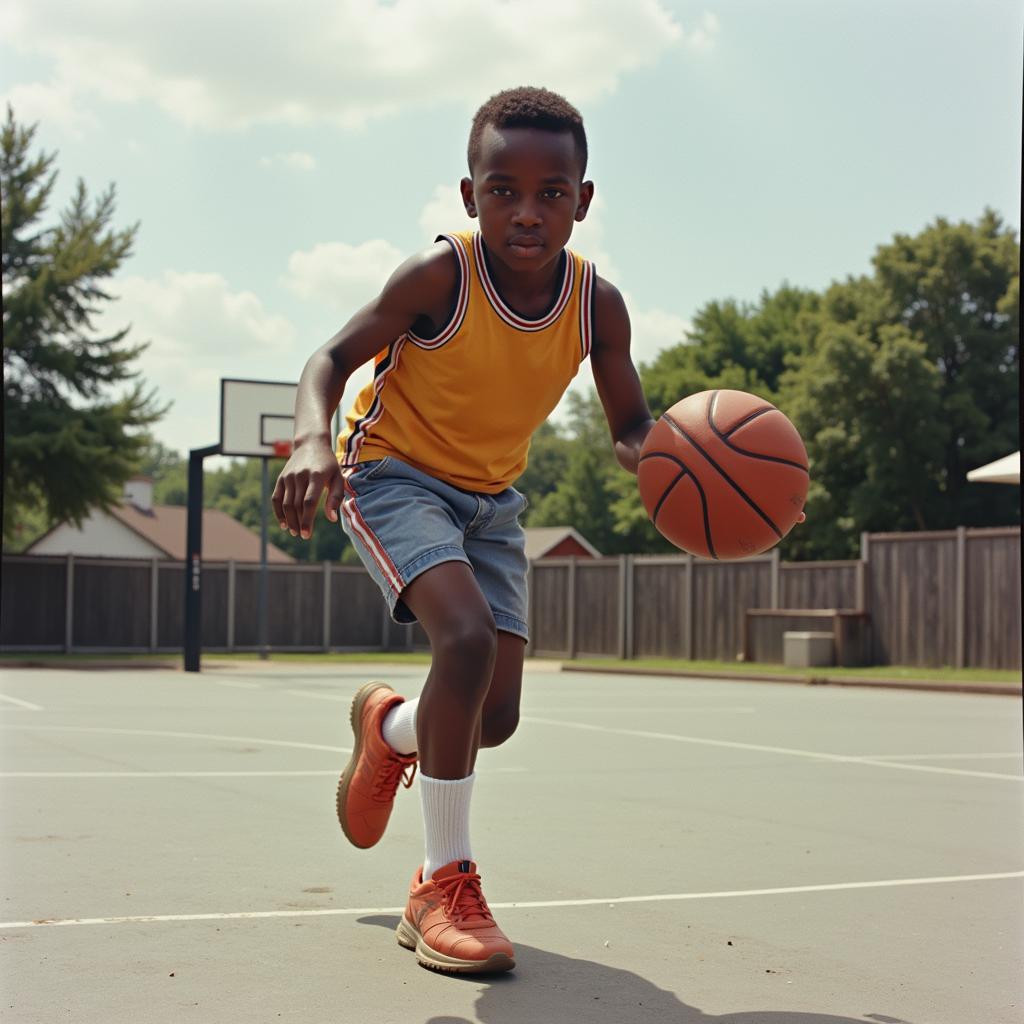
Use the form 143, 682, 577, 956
272, 87, 655, 974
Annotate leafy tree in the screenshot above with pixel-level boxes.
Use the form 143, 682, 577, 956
640, 285, 820, 416
525, 391, 663, 554
515, 420, 571, 510
139, 438, 188, 505
2, 107, 163, 546
782, 211, 1019, 556
138, 438, 354, 563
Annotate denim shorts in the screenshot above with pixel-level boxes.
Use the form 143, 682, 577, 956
339, 456, 530, 640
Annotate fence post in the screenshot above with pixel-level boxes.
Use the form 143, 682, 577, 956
381, 605, 393, 652
226, 561, 236, 652
64, 553, 75, 653
323, 561, 332, 653
617, 554, 633, 660
567, 559, 577, 659
770, 549, 780, 609
684, 554, 694, 660
150, 559, 159, 651
855, 560, 866, 612
526, 562, 536, 658
955, 526, 966, 669
859, 532, 871, 612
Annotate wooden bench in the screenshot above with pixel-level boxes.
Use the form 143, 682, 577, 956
743, 609, 872, 667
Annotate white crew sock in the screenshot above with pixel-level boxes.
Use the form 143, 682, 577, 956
381, 696, 418, 755
419, 772, 474, 881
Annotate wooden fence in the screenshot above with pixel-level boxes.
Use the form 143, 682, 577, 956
1, 526, 1019, 669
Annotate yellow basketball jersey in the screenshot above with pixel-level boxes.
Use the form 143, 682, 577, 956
337, 230, 596, 493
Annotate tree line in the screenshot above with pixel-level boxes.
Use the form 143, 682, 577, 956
3, 108, 1019, 561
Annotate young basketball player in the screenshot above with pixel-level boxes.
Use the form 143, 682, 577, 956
272, 87, 655, 974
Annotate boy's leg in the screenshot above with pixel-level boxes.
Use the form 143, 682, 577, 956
400, 561, 497, 779
394, 560, 515, 973
478, 631, 525, 750
382, 629, 525, 756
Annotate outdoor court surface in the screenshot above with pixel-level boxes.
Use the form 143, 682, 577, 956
1, 662, 1021, 1024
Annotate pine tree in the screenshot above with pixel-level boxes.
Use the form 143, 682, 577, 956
2, 106, 164, 548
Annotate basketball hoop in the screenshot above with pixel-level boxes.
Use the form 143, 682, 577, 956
272, 440, 292, 458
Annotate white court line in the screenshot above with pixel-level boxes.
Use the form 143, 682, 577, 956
210, 679, 262, 690
525, 706, 755, 715
0, 725, 349, 755
521, 717, 1024, 782
3, 870, 1020, 930
0, 693, 44, 711
862, 752, 1023, 762
0, 770, 340, 778
0, 767, 527, 779
284, 689, 351, 702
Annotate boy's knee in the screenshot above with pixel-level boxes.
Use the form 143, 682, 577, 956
480, 703, 519, 748
432, 613, 498, 673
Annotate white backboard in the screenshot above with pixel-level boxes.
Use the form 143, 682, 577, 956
220, 378, 298, 457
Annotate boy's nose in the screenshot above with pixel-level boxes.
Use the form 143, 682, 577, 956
512, 205, 541, 227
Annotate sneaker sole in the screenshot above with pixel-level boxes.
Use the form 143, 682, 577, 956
395, 916, 515, 975
335, 680, 393, 849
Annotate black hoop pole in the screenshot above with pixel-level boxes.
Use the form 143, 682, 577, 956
184, 443, 222, 673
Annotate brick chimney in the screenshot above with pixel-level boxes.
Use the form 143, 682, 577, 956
124, 476, 155, 513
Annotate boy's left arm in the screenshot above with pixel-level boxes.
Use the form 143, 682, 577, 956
590, 277, 656, 474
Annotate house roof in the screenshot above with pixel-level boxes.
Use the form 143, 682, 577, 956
108, 504, 295, 562
522, 526, 602, 560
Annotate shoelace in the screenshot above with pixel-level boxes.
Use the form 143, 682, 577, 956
435, 871, 493, 927
372, 755, 416, 801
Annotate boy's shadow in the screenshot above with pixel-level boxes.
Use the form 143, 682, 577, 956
357, 915, 912, 1024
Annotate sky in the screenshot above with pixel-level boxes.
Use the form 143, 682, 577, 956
2, 0, 1021, 459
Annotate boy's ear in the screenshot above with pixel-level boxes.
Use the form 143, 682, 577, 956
575, 180, 595, 223
460, 177, 478, 218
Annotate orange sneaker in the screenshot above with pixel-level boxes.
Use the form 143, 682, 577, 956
396, 860, 515, 974
336, 682, 416, 849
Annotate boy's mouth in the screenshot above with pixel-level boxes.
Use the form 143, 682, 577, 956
508, 234, 544, 258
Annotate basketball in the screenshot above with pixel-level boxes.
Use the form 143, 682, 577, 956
638, 389, 808, 560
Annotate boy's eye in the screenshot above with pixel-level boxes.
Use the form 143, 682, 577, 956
542, 189, 564, 200
491, 186, 513, 197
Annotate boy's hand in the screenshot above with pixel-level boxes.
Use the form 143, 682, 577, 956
271, 441, 346, 540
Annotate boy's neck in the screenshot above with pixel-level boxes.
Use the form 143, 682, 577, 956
478, 236, 567, 320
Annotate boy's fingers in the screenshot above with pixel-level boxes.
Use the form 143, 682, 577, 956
300, 475, 323, 538
271, 476, 285, 527
281, 475, 301, 535
324, 472, 346, 523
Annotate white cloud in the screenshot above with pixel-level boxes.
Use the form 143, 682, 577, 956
1, 0, 684, 131
281, 239, 405, 313
100, 271, 299, 453
0, 79, 95, 138
259, 152, 317, 172
684, 11, 721, 52
627, 305, 691, 366
418, 184, 474, 241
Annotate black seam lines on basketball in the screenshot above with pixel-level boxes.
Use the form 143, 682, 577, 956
662, 407, 782, 539
709, 390, 809, 473
722, 404, 772, 438
638, 452, 717, 559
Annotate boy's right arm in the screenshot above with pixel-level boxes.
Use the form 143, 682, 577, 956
272, 243, 457, 539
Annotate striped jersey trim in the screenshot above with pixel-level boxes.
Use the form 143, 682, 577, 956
341, 335, 408, 467
472, 232, 574, 332
579, 259, 596, 359
407, 233, 470, 350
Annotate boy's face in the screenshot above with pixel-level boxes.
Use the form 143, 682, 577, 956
461, 125, 594, 271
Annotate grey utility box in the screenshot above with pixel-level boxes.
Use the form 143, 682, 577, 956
783, 631, 835, 668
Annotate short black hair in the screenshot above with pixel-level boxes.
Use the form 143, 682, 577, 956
468, 86, 588, 178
